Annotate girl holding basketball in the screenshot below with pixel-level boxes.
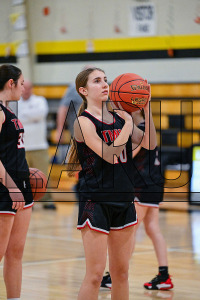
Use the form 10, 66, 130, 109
67, 67, 157, 300
0, 64, 33, 300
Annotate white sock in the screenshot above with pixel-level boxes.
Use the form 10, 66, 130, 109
7, 298, 20, 300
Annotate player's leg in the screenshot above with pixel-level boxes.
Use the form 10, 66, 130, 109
0, 215, 15, 261
108, 226, 135, 300
143, 207, 173, 290
78, 226, 108, 300
143, 207, 168, 266
3, 207, 32, 298
131, 201, 149, 253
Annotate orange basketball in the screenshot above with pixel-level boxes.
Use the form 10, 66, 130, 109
29, 168, 47, 201
109, 73, 150, 113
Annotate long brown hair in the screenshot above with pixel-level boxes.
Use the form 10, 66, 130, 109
67, 67, 105, 176
0, 64, 22, 90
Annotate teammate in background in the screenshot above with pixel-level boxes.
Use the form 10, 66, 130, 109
67, 67, 157, 300
18, 80, 56, 210
101, 109, 174, 291
0, 64, 34, 300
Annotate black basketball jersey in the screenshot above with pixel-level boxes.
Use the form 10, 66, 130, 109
0, 104, 29, 180
133, 121, 164, 188
76, 110, 135, 205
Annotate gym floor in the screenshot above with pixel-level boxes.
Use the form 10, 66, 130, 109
0, 198, 199, 300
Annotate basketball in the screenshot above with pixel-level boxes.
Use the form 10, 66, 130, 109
29, 168, 47, 201
109, 73, 150, 113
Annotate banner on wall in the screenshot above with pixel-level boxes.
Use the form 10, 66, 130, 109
12, 0, 24, 5
9, 13, 26, 30
129, 2, 157, 36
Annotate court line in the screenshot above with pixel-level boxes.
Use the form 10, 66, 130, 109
27, 232, 82, 243
27, 233, 198, 254
0, 257, 85, 269
0, 248, 197, 270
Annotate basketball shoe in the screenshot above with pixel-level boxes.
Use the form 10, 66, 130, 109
101, 272, 112, 289
144, 273, 173, 290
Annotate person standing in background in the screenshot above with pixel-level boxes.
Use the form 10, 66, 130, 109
18, 80, 56, 210
56, 82, 82, 141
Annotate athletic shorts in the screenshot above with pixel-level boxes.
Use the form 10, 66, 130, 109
134, 184, 164, 208
77, 197, 137, 235
0, 178, 34, 215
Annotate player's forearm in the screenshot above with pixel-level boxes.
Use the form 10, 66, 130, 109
56, 106, 68, 132
0, 161, 17, 188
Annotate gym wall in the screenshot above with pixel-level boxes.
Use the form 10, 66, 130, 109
0, 0, 200, 84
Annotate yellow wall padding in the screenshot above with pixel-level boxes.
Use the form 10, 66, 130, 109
153, 115, 169, 129
35, 34, 200, 54
177, 132, 200, 147
33, 84, 200, 100
33, 86, 67, 99
185, 115, 200, 130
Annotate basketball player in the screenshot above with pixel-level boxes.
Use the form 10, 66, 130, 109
0, 64, 34, 300
101, 109, 174, 290
67, 67, 157, 300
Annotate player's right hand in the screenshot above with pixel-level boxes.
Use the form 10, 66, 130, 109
9, 188, 25, 211
110, 101, 133, 135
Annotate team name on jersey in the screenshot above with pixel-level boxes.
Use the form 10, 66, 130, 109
101, 129, 121, 143
11, 118, 24, 130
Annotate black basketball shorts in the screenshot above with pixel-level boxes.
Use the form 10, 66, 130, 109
0, 179, 34, 215
134, 184, 164, 208
77, 197, 137, 235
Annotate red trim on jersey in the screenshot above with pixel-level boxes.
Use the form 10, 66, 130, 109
0, 212, 15, 215
85, 109, 116, 125
74, 138, 83, 143
23, 202, 34, 209
77, 219, 109, 235
6, 106, 15, 114
80, 115, 97, 130
110, 219, 138, 231
134, 197, 159, 208
0, 202, 34, 215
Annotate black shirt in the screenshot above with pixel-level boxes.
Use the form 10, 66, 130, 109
133, 121, 164, 188
76, 110, 135, 205
0, 104, 29, 180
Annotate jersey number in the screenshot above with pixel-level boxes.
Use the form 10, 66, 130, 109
17, 133, 24, 149
115, 148, 127, 164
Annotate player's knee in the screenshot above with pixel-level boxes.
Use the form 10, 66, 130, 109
112, 270, 129, 283
145, 223, 157, 238
89, 270, 104, 287
110, 265, 129, 282
5, 244, 25, 261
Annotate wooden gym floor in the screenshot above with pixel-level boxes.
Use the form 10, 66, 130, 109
0, 194, 200, 300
